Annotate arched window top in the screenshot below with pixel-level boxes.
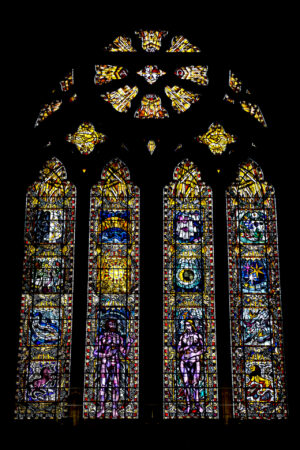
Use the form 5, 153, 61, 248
173, 159, 201, 182
90, 158, 137, 203
14, 158, 76, 420
168, 159, 212, 199
11, 25, 291, 428
163, 159, 217, 419
84, 157, 140, 419
32, 158, 75, 203
101, 158, 131, 182
170, 159, 203, 198
228, 159, 272, 201
39, 157, 67, 182
226, 159, 288, 420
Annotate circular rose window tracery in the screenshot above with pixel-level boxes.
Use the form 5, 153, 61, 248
33, 30, 268, 158
95, 30, 209, 119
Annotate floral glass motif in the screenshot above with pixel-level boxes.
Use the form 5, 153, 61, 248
135, 30, 168, 52
175, 65, 209, 86
137, 65, 166, 84
67, 122, 106, 155
94, 65, 128, 85
226, 160, 288, 420
196, 123, 236, 155
101, 86, 138, 113
134, 94, 169, 119
163, 160, 218, 419
83, 159, 140, 419
15, 158, 76, 420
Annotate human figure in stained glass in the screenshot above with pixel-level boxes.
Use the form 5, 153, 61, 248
177, 319, 204, 414
27, 365, 56, 401
94, 318, 135, 418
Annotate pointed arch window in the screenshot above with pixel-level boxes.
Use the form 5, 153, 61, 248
226, 160, 288, 420
13, 28, 291, 427
14, 158, 76, 419
163, 160, 218, 419
83, 158, 140, 419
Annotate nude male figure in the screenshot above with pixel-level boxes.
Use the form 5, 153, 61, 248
177, 319, 204, 414
94, 318, 134, 418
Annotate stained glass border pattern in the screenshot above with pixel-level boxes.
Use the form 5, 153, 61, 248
83, 158, 140, 419
226, 160, 288, 420
163, 159, 218, 419
14, 158, 76, 419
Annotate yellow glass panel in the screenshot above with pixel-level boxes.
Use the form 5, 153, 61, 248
167, 36, 200, 52
102, 86, 138, 113
196, 123, 236, 155
67, 122, 106, 155
165, 86, 200, 113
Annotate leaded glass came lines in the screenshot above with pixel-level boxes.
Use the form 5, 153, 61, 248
66, 122, 106, 155
14, 158, 76, 420
83, 159, 140, 419
163, 160, 218, 419
135, 30, 168, 52
226, 160, 288, 420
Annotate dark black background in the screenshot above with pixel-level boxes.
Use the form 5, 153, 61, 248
3, 4, 297, 443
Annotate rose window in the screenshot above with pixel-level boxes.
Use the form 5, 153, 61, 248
94, 30, 209, 119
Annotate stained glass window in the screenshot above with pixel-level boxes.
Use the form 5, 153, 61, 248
97, 31, 207, 118
94, 65, 129, 85
147, 139, 156, 154
83, 158, 140, 419
167, 36, 201, 52
135, 30, 168, 52
175, 65, 209, 86
196, 123, 236, 155
13, 28, 290, 427
229, 71, 243, 94
163, 160, 218, 419
14, 158, 76, 419
240, 101, 267, 127
134, 94, 169, 119
137, 65, 166, 84
224, 70, 267, 128
34, 100, 62, 127
106, 35, 137, 52
226, 160, 288, 420
165, 86, 200, 113
101, 86, 139, 113
60, 70, 74, 92
66, 122, 106, 155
